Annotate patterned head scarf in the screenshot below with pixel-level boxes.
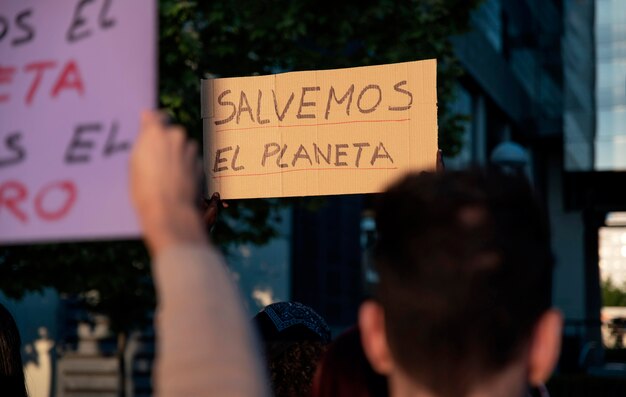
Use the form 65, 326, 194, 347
253, 301, 331, 344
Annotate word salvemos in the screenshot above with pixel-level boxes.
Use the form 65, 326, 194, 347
210, 80, 412, 173
213, 81, 412, 126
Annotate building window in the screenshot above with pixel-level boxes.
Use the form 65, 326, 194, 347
471, 0, 503, 53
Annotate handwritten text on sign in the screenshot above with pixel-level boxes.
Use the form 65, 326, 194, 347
202, 60, 438, 199
0, 0, 156, 243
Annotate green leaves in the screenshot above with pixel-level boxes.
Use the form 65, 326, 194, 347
602, 278, 626, 307
0, 240, 153, 334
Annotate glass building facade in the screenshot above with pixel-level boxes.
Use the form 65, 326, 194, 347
563, 0, 595, 170
565, 0, 626, 171
596, 0, 626, 170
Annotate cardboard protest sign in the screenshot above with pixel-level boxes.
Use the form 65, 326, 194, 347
202, 60, 438, 199
0, 0, 156, 243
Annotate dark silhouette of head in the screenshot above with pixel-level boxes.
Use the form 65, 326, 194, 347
254, 301, 331, 397
359, 170, 561, 397
0, 303, 28, 397
312, 327, 387, 397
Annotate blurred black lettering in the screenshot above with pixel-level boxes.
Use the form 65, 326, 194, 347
0, 15, 8, 42
0, 132, 26, 168
12, 9, 35, 46
65, 122, 101, 163
67, 0, 94, 43
103, 121, 129, 157
99, 0, 116, 29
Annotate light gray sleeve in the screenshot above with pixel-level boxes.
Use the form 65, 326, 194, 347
152, 244, 270, 397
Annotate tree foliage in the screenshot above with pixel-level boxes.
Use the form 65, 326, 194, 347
602, 278, 626, 307
0, 0, 481, 335
0, 241, 153, 335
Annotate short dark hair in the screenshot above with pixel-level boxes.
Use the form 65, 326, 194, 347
267, 340, 327, 397
253, 301, 331, 397
0, 303, 28, 397
374, 170, 553, 397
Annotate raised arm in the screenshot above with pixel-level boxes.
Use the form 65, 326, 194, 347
130, 111, 269, 397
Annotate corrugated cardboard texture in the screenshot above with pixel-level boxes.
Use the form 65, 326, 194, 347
202, 59, 438, 199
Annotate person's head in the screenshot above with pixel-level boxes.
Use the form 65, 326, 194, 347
312, 327, 387, 397
0, 303, 28, 397
253, 301, 331, 397
359, 170, 562, 397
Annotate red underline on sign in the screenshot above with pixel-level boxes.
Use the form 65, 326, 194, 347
212, 167, 400, 179
214, 118, 411, 133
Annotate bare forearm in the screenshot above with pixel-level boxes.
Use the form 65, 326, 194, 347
130, 112, 269, 397
139, 203, 205, 257
153, 245, 270, 397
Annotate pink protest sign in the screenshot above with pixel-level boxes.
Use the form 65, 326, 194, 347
0, 0, 156, 243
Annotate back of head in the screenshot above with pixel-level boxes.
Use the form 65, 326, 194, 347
373, 169, 553, 397
0, 303, 28, 397
312, 327, 387, 397
253, 301, 331, 397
